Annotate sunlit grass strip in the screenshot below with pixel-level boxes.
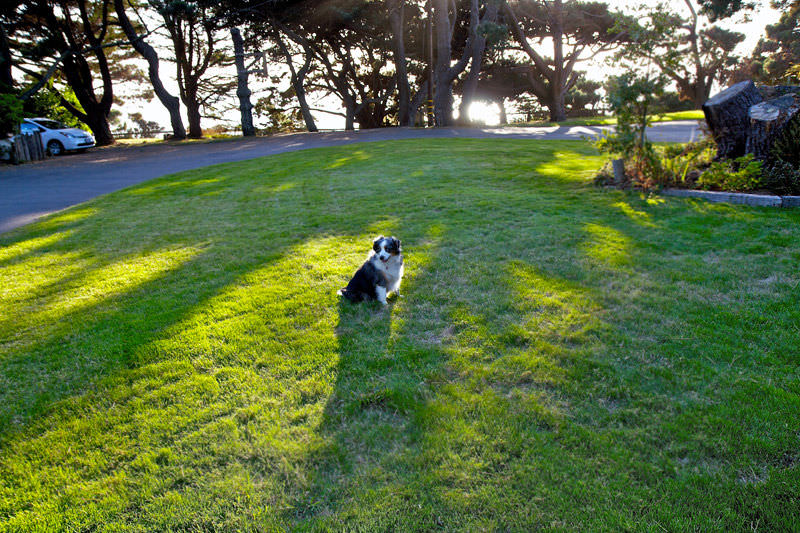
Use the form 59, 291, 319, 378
0, 139, 798, 531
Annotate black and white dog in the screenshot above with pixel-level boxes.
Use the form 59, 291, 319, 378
338, 236, 403, 305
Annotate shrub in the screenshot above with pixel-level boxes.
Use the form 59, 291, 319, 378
696, 154, 763, 192
657, 137, 716, 187
0, 93, 24, 137
761, 159, 800, 195
770, 119, 800, 168
595, 73, 667, 189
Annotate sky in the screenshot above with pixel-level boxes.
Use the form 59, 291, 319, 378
121, 0, 783, 132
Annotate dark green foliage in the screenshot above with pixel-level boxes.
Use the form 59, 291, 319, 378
565, 74, 603, 116
757, 115, 800, 195
503, 0, 623, 121
0, 92, 23, 136
23, 86, 88, 130
654, 91, 696, 113
761, 159, 800, 195
616, 3, 744, 107
697, 0, 755, 21
770, 118, 800, 167
253, 93, 304, 133
749, 2, 800, 84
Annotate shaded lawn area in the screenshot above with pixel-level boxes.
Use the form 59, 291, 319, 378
0, 139, 798, 531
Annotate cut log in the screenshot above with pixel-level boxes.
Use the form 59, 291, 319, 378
702, 80, 763, 160
746, 94, 800, 161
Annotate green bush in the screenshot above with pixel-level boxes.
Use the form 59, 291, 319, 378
770, 119, 800, 168
0, 93, 24, 137
761, 159, 800, 195
696, 154, 764, 192
595, 73, 667, 189
657, 137, 716, 186
24, 86, 88, 131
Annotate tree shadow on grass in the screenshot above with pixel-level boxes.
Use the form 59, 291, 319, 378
3, 139, 798, 530
282, 210, 638, 529
2, 141, 468, 529
277, 168, 800, 529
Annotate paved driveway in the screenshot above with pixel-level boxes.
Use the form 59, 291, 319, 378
0, 122, 701, 234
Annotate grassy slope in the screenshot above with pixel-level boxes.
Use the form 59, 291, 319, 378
0, 139, 798, 531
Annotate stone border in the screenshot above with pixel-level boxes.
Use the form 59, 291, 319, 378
661, 188, 800, 208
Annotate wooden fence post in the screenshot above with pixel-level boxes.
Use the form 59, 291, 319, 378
33, 132, 45, 160
12, 133, 48, 163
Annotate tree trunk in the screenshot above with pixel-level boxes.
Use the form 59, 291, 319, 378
388, 0, 412, 127
114, 0, 185, 139
546, 91, 567, 122
82, 107, 114, 146
702, 80, 763, 160
0, 22, 13, 89
356, 107, 383, 129
746, 94, 800, 161
458, 1, 497, 124
345, 98, 355, 130
295, 88, 318, 132
184, 85, 203, 138
497, 97, 507, 125
274, 32, 318, 132
433, 0, 455, 126
550, 0, 566, 122
693, 77, 711, 109
60, 55, 115, 146
230, 27, 255, 137
51, 1, 115, 146
432, 0, 476, 127
433, 85, 454, 127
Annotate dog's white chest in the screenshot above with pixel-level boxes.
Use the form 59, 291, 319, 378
374, 255, 403, 292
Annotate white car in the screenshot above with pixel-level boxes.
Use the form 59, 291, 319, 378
19, 118, 95, 155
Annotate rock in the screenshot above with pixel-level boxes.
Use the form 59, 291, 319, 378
702, 80, 763, 160
0, 139, 11, 162
746, 94, 800, 161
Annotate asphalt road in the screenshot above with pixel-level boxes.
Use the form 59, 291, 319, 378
0, 122, 701, 234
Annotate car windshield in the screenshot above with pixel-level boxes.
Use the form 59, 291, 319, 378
32, 119, 68, 130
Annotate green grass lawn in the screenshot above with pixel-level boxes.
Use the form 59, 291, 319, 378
1, 139, 798, 531
514, 110, 706, 127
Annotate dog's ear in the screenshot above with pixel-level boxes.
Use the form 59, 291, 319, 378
373, 235, 384, 252
392, 237, 401, 252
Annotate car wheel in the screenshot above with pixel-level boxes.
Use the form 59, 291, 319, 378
47, 140, 64, 156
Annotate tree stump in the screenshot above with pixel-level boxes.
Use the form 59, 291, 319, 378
758, 85, 800, 101
746, 94, 800, 161
702, 80, 763, 160
612, 159, 625, 185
